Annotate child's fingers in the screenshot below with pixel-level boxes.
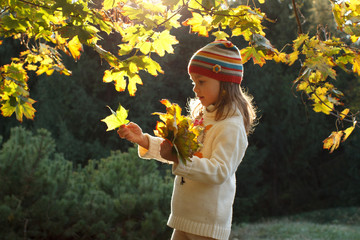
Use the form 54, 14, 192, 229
117, 129, 124, 138
117, 125, 129, 138
160, 139, 173, 153
160, 140, 178, 163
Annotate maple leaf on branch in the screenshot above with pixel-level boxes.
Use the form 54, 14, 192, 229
323, 120, 357, 153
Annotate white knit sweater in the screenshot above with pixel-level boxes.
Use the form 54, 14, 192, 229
138, 106, 248, 240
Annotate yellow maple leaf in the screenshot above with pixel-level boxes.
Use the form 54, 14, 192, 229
20, 99, 36, 121
1, 101, 16, 118
36, 65, 49, 75
293, 34, 309, 51
1, 97, 36, 122
296, 80, 312, 94
103, 69, 127, 92
308, 71, 323, 84
340, 108, 350, 120
350, 35, 359, 43
315, 87, 328, 96
26, 64, 38, 71
139, 41, 152, 55
212, 31, 229, 40
142, 56, 164, 76
68, 36, 83, 61
312, 102, 333, 115
152, 30, 178, 56
103, 70, 113, 83
45, 68, 54, 76
273, 52, 287, 63
183, 12, 210, 37
313, 100, 334, 115
127, 74, 143, 96
288, 51, 299, 66
342, 124, 355, 142
101, 104, 130, 131
311, 91, 334, 115
115, 78, 127, 92
128, 61, 138, 74
323, 131, 343, 153
353, 55, 360, 76
240, 47, 266, 66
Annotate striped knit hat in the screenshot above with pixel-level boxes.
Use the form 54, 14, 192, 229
188, 40, 243, 84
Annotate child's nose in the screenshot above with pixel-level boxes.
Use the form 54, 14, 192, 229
193, 84, 199, 94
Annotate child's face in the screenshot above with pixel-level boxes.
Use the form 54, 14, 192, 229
190, 73, 220, 107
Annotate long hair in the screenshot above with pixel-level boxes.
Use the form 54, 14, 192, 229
188, 82, 257, 135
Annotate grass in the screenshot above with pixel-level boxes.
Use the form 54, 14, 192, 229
230, 207, 360, 240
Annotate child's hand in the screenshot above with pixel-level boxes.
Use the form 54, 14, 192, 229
160, 140, 178, 164
117, 122, 149, 149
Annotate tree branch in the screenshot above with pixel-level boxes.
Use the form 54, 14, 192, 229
18, 0, 50, 9
0, 6, 9, 15
155, 5, 186, 29
306, 79, 360, 129
292, 0, 303, 34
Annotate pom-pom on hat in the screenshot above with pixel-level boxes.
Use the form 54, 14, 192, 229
188, 40, 243, 84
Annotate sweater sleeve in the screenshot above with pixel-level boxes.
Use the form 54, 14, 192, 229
138, 134, 172, 164
172, 121, 248, 184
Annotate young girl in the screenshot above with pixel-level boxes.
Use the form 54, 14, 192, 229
118, 40, 256, 240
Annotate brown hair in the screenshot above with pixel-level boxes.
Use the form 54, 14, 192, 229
189, 82, 257, 135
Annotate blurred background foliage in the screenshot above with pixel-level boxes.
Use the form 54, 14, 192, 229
0, 0, 360, 239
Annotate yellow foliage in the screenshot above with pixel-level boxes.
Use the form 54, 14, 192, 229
273, 52, 287, 63
343, 125, 355, 142
68, 36, 83, 61
293, 34, 309, 51
353, 55, 360, 76
288, 51, 299, 66
152, 30, 178, 56
296, 81, 312, 94
0, 0, 358, 152
153, 99, 204, 165
241, 47, 267, 66
323, 131, 343, 153
311, 88, 334, 115
340, 108, 350, 120
323, 121, 356, 153
101, 104, 130, 131
127, 74, 143, 96
183, 12, 211, 37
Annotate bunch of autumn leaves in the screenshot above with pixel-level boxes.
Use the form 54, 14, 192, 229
102, 99, 204, 165
153, 99, 204, 164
